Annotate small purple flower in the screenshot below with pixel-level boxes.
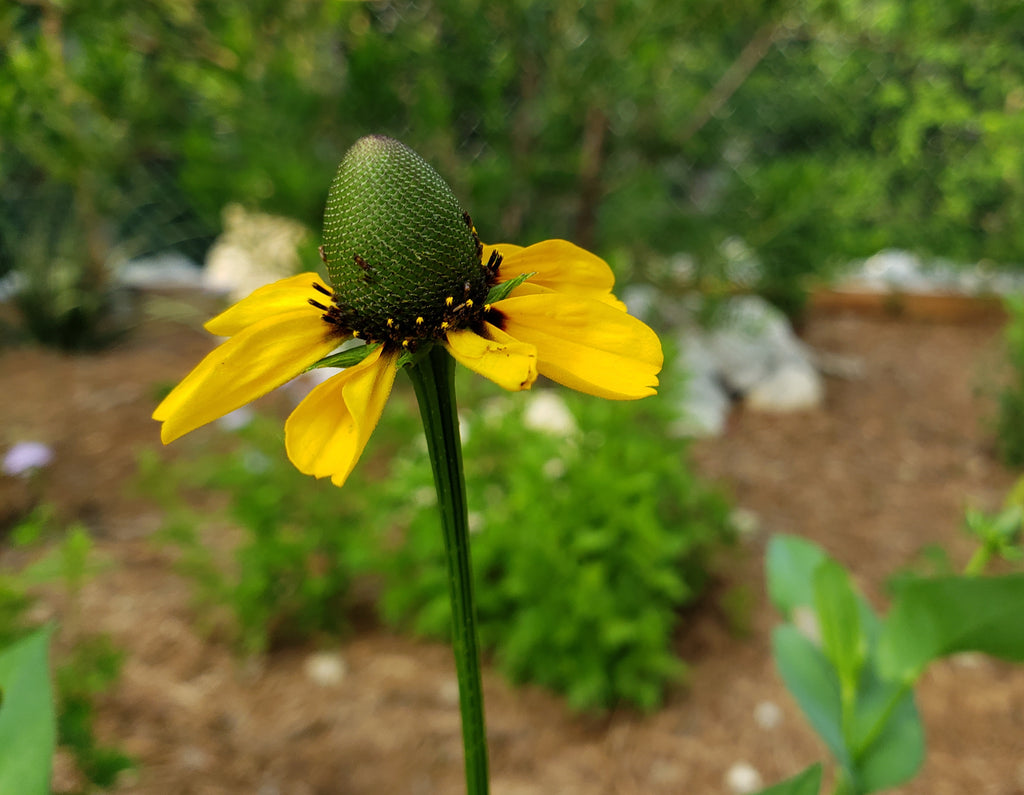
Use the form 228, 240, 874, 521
2, 441, 54, 477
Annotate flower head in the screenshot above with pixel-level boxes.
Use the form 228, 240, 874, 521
154, 136, 663, 488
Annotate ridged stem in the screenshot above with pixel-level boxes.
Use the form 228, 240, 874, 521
406, 344, 489, 794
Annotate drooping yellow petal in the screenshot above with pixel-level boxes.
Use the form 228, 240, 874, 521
154, 310, 342, 443
444, 325, 538, 392
495, 293, 663, 400
285, 346, 399, 488
205, 272, 333, 337
490, 239, 626, 310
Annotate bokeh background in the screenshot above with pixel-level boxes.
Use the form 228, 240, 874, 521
3, 2, 1024, 794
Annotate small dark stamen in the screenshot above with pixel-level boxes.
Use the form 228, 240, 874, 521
318, 245, 328, 263
308, 298, 329, 312
312, 282, 332, 297
463, 211, 474, 230
485, 249, 502, 279
354, 253, 371, 271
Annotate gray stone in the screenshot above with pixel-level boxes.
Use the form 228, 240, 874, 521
746, 359, 823, 413
672, 336, 731, 437
118, 250, 205, 289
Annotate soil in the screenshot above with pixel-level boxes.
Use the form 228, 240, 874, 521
2, 293, 1023, 795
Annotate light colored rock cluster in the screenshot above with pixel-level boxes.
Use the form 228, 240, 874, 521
203, 204, 313, 301
655, 294, 829, 438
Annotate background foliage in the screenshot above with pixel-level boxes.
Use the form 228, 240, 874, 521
2, 0, 1022, 327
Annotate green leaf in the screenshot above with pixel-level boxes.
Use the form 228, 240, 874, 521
753, 764, 822, 795
771, 625, 849, 766
766, 534, 827, 617
877, 573, 1024, 681
0, 627, 56, 795
813, 559, 865, 692
485, 272, 533, 304
852, 676, 924, 792
306, 342, 380, 371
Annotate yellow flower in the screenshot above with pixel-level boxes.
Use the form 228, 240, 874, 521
154, 137, 662, 488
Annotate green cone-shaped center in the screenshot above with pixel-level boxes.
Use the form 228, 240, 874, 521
321, 136, 492, 345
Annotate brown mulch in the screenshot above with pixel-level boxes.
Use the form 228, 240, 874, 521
2, 294, 1023, 794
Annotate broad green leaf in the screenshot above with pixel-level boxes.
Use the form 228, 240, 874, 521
771, 625, 849, 766
877, 574, 1024, 681
814, 559, 865, 692
753, 764, 822, 795
0, 627, 56, 795
853, 677, 924, 793
766, 534, 828, 617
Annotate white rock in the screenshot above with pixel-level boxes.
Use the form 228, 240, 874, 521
542, 458, 567, 479
438, 677, 460, 706
730, 508, 761, 539
859, 249, 929, 291
118, 251, 205, 289
703, 296, 804, 395
303, 651, 347, 687
793, 606, 822, 646
203, 204, 311, 301
745, 360, 823, 413
754, 700, 783, 730
725, 761, 764, 794
216, 406, 256, 432
675, 294, 824, 426
672, 335, 732, 437
523, 391, 578, 438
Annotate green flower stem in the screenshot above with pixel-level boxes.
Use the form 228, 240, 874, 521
406, 344, 489, 794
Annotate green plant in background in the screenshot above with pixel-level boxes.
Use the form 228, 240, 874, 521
996, 295, 1024, 467
5, 0, 1024, 334
375, 379, 733, 711
139, 415, 391, 655
0, 509, 133, 792
54, 635, 133, 790
0, 184, 125, 350
757, 532, 1024, 795
0, 626, 56, 795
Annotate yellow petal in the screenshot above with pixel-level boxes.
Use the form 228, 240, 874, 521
205, 272, 333, 337
285, 346, 399, 488
444, 325, 538, 392
154, 310, 342, 442
491, 239, 626, 310
496, 293, 663, 400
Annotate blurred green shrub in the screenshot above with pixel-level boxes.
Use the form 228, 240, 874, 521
144, 368, 733, 711
996, 295, 1024, 467
374, 384, 734, 711
0, 508, 133, 790
140, 413, 394, 655
4, 0, 1024, 333
0, 184, 127, 350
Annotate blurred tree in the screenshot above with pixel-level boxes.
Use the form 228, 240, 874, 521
2, 0, 1022, 327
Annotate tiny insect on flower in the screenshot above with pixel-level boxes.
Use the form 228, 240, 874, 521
153, 136, 663, 488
